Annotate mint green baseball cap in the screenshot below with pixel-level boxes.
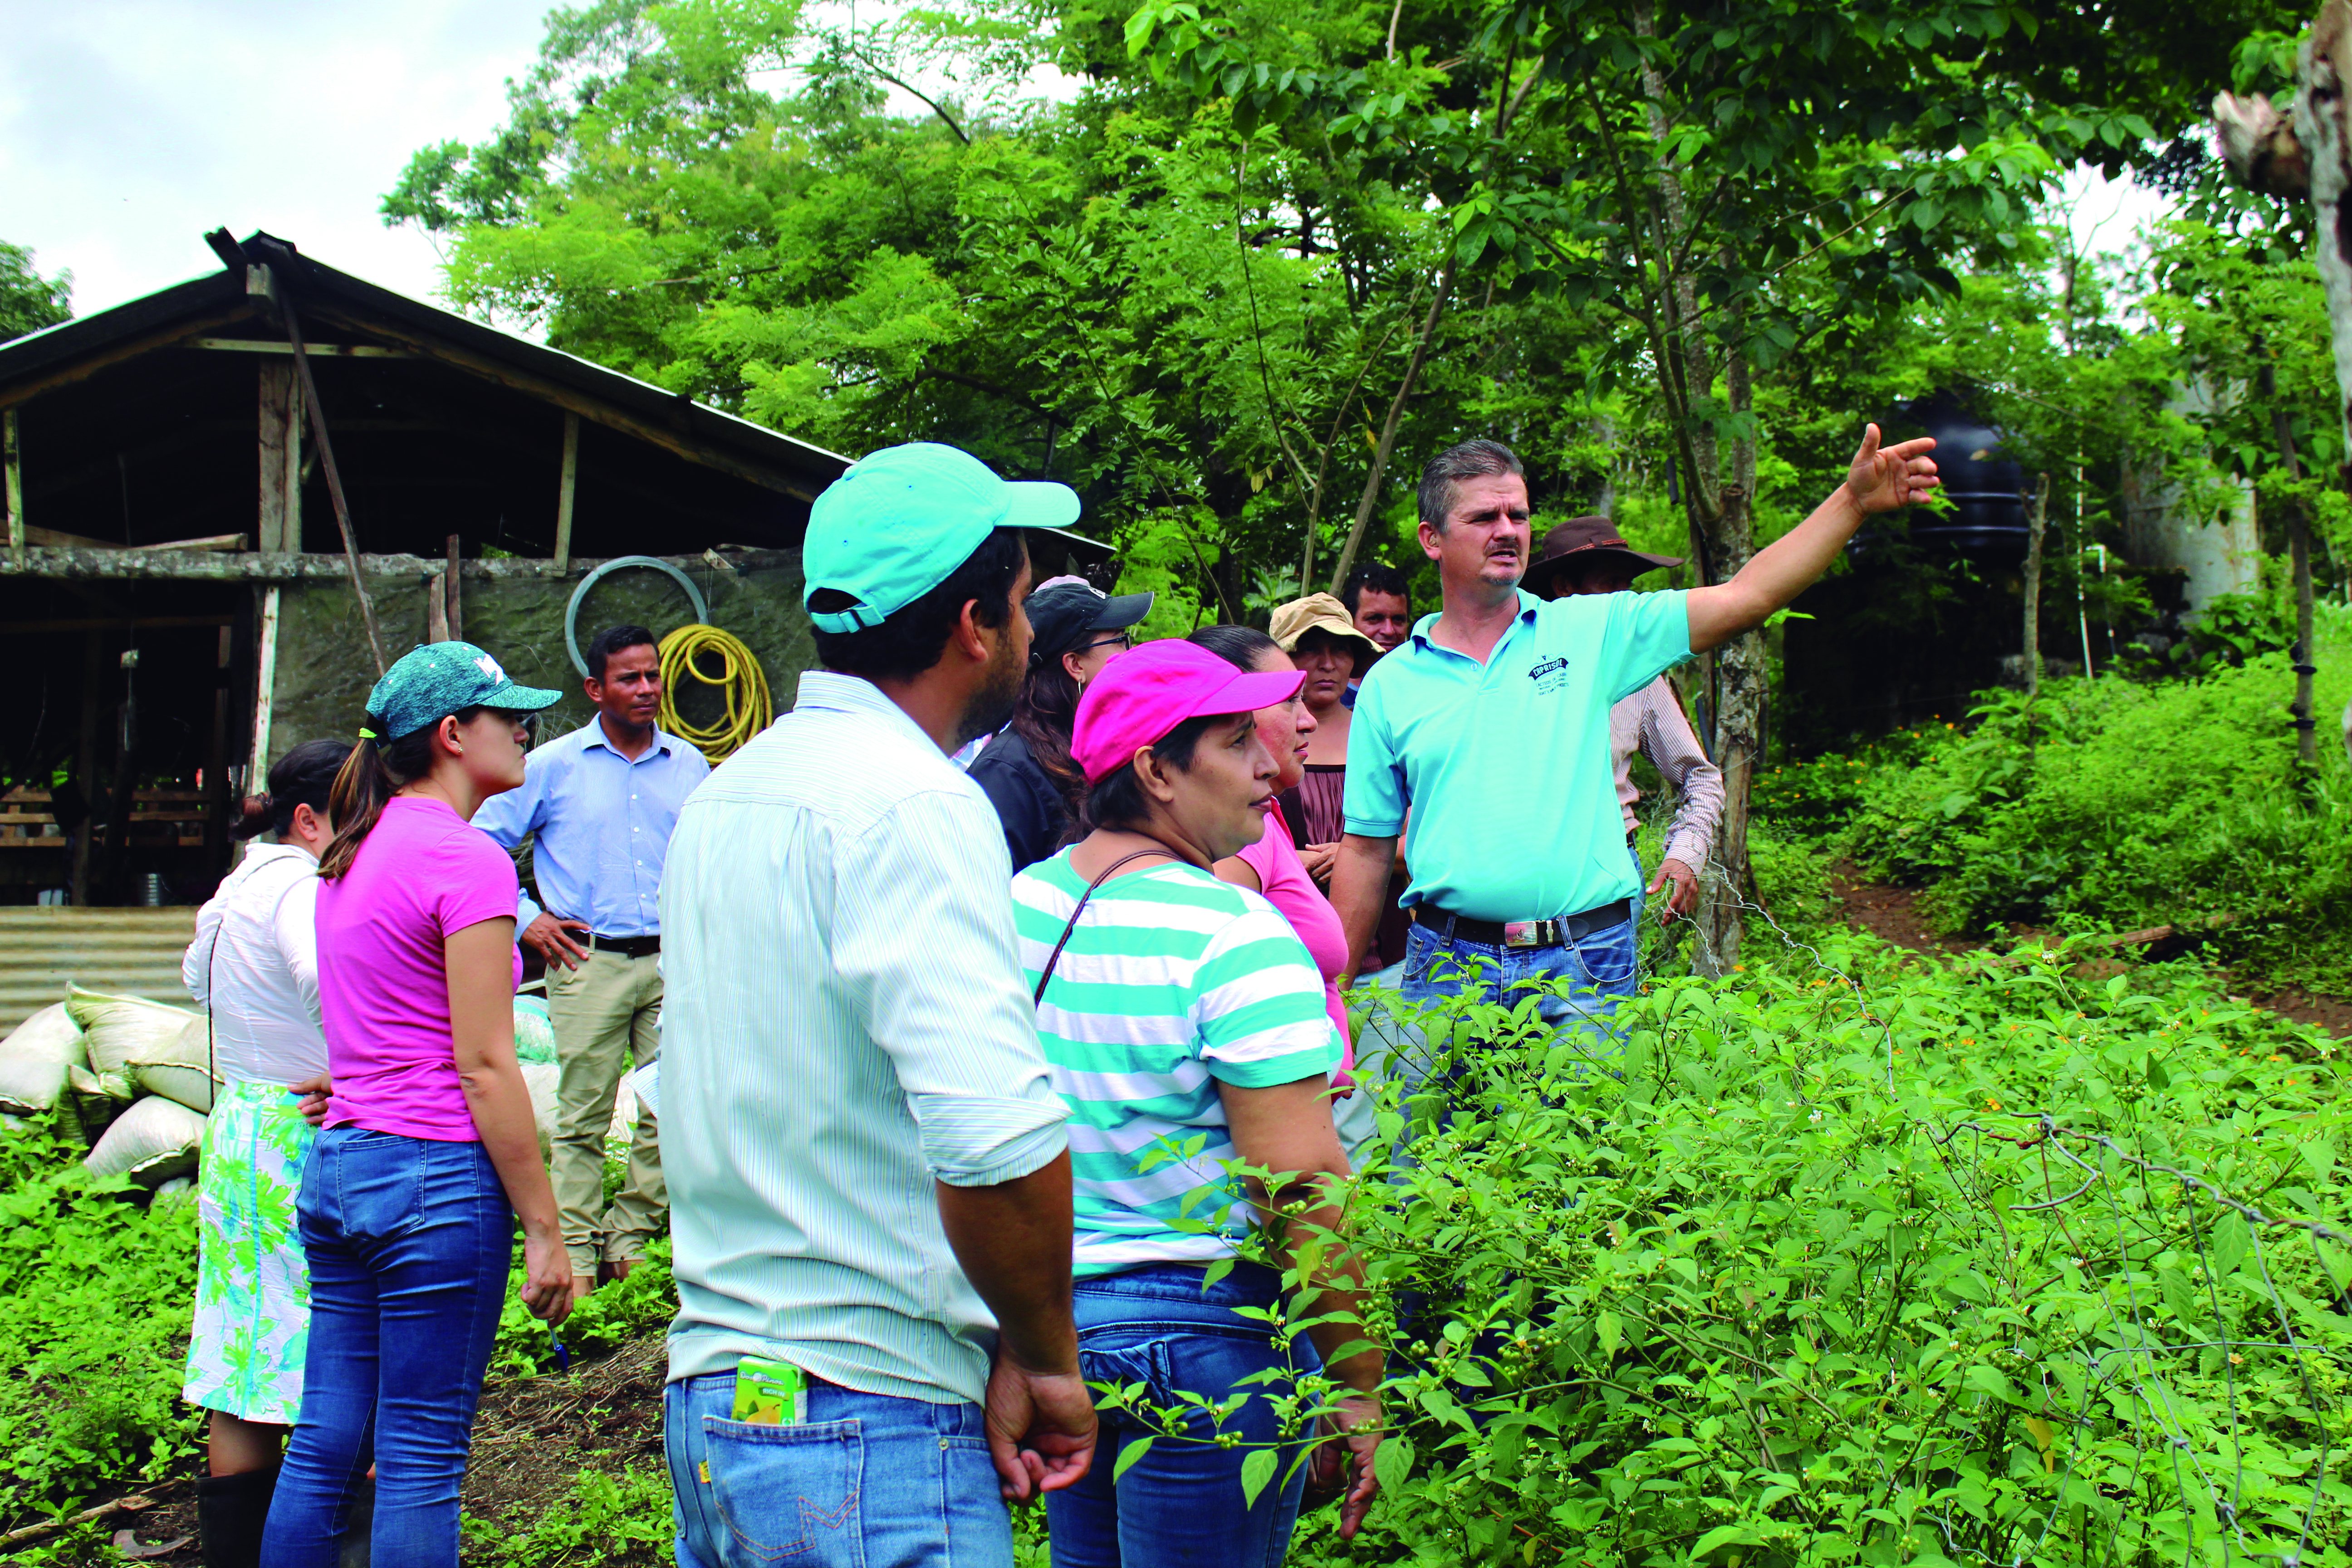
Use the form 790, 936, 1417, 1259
365, 641, 565, 739
804, 443, 1080, 634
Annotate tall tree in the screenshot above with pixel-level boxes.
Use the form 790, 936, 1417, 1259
0, 242, 71, 343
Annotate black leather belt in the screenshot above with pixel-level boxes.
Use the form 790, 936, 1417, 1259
1412, 899, 1632, 949
593, 934, 661, 959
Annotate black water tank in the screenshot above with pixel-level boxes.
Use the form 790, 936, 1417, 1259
1899, 391, 2028, 555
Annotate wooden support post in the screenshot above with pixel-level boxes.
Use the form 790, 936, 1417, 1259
204, 626, 231, 870
248, 586, 280, 783
258, 363, 291, 554
277, 284, 387, 675
426, 567, 450, 643
5, 407, 22, 565
70, 631, 100, 906
554, 412, 579, 573
286, 371, 304, 552
445, 533, 463, 642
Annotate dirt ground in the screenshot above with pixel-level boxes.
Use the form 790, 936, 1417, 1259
98, 1337, 668, 1565
1827, 861, 2352, 1039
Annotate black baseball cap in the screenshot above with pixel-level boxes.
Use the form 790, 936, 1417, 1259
1026, 577, 1155, 663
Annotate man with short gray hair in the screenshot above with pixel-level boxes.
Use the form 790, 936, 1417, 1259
1332, 428, 1938, 1054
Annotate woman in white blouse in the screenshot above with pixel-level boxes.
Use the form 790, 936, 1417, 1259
180, 739, 348, 1568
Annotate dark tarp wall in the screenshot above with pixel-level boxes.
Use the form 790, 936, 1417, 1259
265, 555, 816, 768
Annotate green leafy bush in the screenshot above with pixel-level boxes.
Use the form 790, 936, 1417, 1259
463, 1463, 673, 1566
1270, 937, 2352, 1566
1760, 613, 2352, 989
0, 1109, 199, 1531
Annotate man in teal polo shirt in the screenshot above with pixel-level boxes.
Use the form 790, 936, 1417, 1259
1330, 427, 1938, 1055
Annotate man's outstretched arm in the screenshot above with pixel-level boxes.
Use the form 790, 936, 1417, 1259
1331, 831, 1400, 989
1687, 424, 1938, 652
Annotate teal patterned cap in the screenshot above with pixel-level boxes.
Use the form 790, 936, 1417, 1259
366, 642, 564, 739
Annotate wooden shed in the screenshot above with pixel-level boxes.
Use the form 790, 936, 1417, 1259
0, 229, 1105, 911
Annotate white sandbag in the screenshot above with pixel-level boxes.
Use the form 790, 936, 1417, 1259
0, 1003, 87, 1115
519, 1060, 560, 1159
124, 1014, 217, 1114
84, 1093, 207, 1186
65, 986, 200, 1100
514, 995, 559, 1064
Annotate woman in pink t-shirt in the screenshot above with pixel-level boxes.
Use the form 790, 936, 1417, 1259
262, 642, 570, 1568
1190, 627, 1353, 1078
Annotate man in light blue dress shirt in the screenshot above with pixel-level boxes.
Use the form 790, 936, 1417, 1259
475, 623, 709, 1301
660, 443, 1094, 1568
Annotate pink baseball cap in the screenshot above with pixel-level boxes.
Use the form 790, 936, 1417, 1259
1071, 639, 1305, 785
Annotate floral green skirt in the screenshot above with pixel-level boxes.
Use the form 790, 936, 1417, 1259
182, 1080, 316, 1424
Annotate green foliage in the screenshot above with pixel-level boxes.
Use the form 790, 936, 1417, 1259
0, 1109, 198, 1531
1275, 936, 2352, 1565
1772, 599, 2352, 989
462, 1462, 673, 1566
491, 1236, 679, 1378
0, 240, 71, 342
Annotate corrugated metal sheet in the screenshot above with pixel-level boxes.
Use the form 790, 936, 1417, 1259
0, 908, 195, 1035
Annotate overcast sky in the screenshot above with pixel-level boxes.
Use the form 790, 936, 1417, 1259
0, 0, 550, 318
4, 4, 2176, 329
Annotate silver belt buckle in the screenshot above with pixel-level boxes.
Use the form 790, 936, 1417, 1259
1502, 920, 1542, 948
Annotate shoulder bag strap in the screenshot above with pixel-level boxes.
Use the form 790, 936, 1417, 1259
1033, 844, 1180, 1004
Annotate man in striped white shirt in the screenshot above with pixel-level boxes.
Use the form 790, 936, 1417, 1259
659, 443, 1096, 1568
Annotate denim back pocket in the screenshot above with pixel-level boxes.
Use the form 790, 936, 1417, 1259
304, 1129, 425, 1248
701, 1415, 865, 1567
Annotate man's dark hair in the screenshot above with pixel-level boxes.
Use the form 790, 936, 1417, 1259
587, 624, 659, 681
1340, 563, 1411, 616
1418, 439, 1525, 529
812, 528, 1027, 682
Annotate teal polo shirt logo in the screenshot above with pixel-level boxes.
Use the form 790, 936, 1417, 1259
1341, 588, 1694, 923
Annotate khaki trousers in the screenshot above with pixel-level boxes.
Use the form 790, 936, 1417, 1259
545, 947, 665, 1275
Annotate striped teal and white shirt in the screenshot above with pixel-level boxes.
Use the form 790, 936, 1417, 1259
1012, 851, 1340, 1278
660, 672, 1070, 1405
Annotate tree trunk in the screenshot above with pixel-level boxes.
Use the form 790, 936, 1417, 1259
2294, 0, 2352, 473
2258, 348, 2320, 764
1693, 485, 1756, 977
1327, 258, 1455, 594
2022, 473, 2049, 696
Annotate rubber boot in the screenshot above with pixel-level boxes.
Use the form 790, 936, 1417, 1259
196, 1467, 278, 1568
336, 1473, 374, 1568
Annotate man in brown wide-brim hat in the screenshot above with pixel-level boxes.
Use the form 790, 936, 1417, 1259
1523, 516, 1725, 936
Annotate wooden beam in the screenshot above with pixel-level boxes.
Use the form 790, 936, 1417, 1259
426, 564, 450, 643
25, 525, 246, 552
185, 337, 416, 358
0, 302, 260, 411
248, 585, 280, 785
258, 361, 290, 554
4, 407, 20, 566
0, 616, 235, 635
276, 279, 386, 676
0, 544, 799, 581
445, 533, 463, 642
554, 412, 579, 573
309, 305, 820, 502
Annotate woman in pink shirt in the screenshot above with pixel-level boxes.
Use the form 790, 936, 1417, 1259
1189, 627, 1353, 1080
262, 642, 572, 1568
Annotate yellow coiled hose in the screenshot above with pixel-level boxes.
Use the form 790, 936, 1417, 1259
657, 623, 772, 764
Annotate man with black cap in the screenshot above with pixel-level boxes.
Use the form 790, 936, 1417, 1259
1524, 518, 1724, 938
968, 575, 1154, 871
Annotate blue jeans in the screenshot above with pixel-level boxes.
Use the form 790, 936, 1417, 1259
665, 1372, 1009, 1568
1400, 908, 1637, 1072
261, 1128, 511, 1568
1048, 1262, 1316, 1568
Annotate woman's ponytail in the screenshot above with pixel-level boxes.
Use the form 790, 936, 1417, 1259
318, 725, 395, 880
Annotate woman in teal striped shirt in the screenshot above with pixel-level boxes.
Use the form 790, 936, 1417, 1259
1010, 638, 1383, 1566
